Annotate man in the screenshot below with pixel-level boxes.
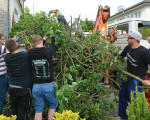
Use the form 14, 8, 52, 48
0, 33, 9, 115
4, 38, 32, 120
119, 31, 150, 120
54, 9, 69, 26
143, 34, 150, 106
28, 35, 58, 120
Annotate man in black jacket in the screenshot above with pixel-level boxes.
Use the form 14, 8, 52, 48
5, 38, 32, 120
28, 35, 58, 120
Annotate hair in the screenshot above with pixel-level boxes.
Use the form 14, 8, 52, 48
54, 9, 59, 13
5, 39, 18, 53
136, 40, 140, 43
32, 35, 43, 46
0, 33, 4, 39
147, 34, 150, 37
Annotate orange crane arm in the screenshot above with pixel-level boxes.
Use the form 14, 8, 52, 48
93, 5, 110, 34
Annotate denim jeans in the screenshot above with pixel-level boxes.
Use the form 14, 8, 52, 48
119, 77, 145, 119
32, 82, 58, 113
0, 74, 9, 115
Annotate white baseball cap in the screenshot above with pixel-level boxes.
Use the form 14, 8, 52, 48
125, 31, 142, 41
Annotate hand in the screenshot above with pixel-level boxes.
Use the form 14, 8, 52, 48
142, 80, 150, 86
43, 36, 50, 41
13, 36, 18, 39
16, 36, 23, 42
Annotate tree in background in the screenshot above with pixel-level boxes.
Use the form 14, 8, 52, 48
141, 27, 150, 39
80, 18, 94, 32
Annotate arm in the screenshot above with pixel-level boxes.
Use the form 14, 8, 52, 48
47, 37, 56, 54
60, 16, 68, 26
0, 45, 6, 55
43, 36, 50, 47
120, 45, 129, 57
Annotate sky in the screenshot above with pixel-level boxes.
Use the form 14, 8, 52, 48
24, 0, 143, 21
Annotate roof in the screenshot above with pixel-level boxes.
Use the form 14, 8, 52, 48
110, 0, 150, 19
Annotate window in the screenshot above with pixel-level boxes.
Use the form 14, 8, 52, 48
137, 11, 141, 18
135, 13, 138, 18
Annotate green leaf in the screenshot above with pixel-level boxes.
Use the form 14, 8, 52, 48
66, 73, 73, 81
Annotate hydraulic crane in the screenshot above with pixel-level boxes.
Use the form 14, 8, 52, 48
93, 5, 110, 35
93, 5, 117, 43
93, 5, 117, 87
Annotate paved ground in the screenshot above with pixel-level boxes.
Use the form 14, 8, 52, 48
101, 83, 121, 120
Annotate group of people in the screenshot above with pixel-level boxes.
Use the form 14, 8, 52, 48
0, 9, 69, 120
1, 10, 150, 120
0, 34, 58, 120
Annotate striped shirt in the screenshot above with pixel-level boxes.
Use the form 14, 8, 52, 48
0, 45, 7, 75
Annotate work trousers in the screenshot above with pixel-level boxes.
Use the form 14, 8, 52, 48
118, 77, 145, 119
8, 88, 31, 120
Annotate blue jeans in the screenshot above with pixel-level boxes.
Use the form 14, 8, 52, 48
32, 82, 58, 113
0, 74, 9, 115
118, 77, 145, 119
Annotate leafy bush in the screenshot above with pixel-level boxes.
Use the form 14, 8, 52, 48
53, 110, 85, 120
141, 27, 150, 39
7, 7, 127, 120
0, 115, 17, 120
80, 18, 94, 32
127, 87, 150, 120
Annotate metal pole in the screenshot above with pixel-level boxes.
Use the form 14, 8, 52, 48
6, 0, 9, 39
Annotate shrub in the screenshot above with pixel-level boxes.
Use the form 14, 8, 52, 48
0, 115, 17, 120
126, 87, 150, 120
53, 110, 85, 120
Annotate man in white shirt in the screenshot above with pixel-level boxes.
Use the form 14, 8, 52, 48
0, 33, 9, 115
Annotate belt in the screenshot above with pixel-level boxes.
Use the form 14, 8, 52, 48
0, 73, 7, 77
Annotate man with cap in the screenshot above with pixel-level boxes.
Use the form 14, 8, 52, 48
118, 31, 150, 120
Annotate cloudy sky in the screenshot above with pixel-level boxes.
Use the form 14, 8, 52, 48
25, 0, 143, 21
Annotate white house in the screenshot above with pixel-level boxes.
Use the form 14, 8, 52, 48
0, 0, 26, 39
108, 0, 150, 35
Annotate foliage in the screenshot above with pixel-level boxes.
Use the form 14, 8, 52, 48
7, 7, 127, 119
0, 114, 17, 120
10, 7, 67, 46
53, 110, 85, 120
126, 87, 150, 120
80, 18, 94, 32
141, 27, 150, 39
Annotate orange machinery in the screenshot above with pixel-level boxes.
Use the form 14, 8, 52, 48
93, 5, 117, 42
93, 5, 110, 36
93, 5, 116, 87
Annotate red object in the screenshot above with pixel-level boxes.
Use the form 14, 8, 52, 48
145, 75, 150, 106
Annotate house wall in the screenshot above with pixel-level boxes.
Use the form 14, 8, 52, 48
108, 3, 150, 32
140, 5, 150, 20
0, 0, 7, 38
9, 0, 23, 32
0, 0, 24, 38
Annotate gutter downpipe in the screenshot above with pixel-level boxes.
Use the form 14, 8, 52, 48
6, 0, 9, 39
23, 0, 25, 9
